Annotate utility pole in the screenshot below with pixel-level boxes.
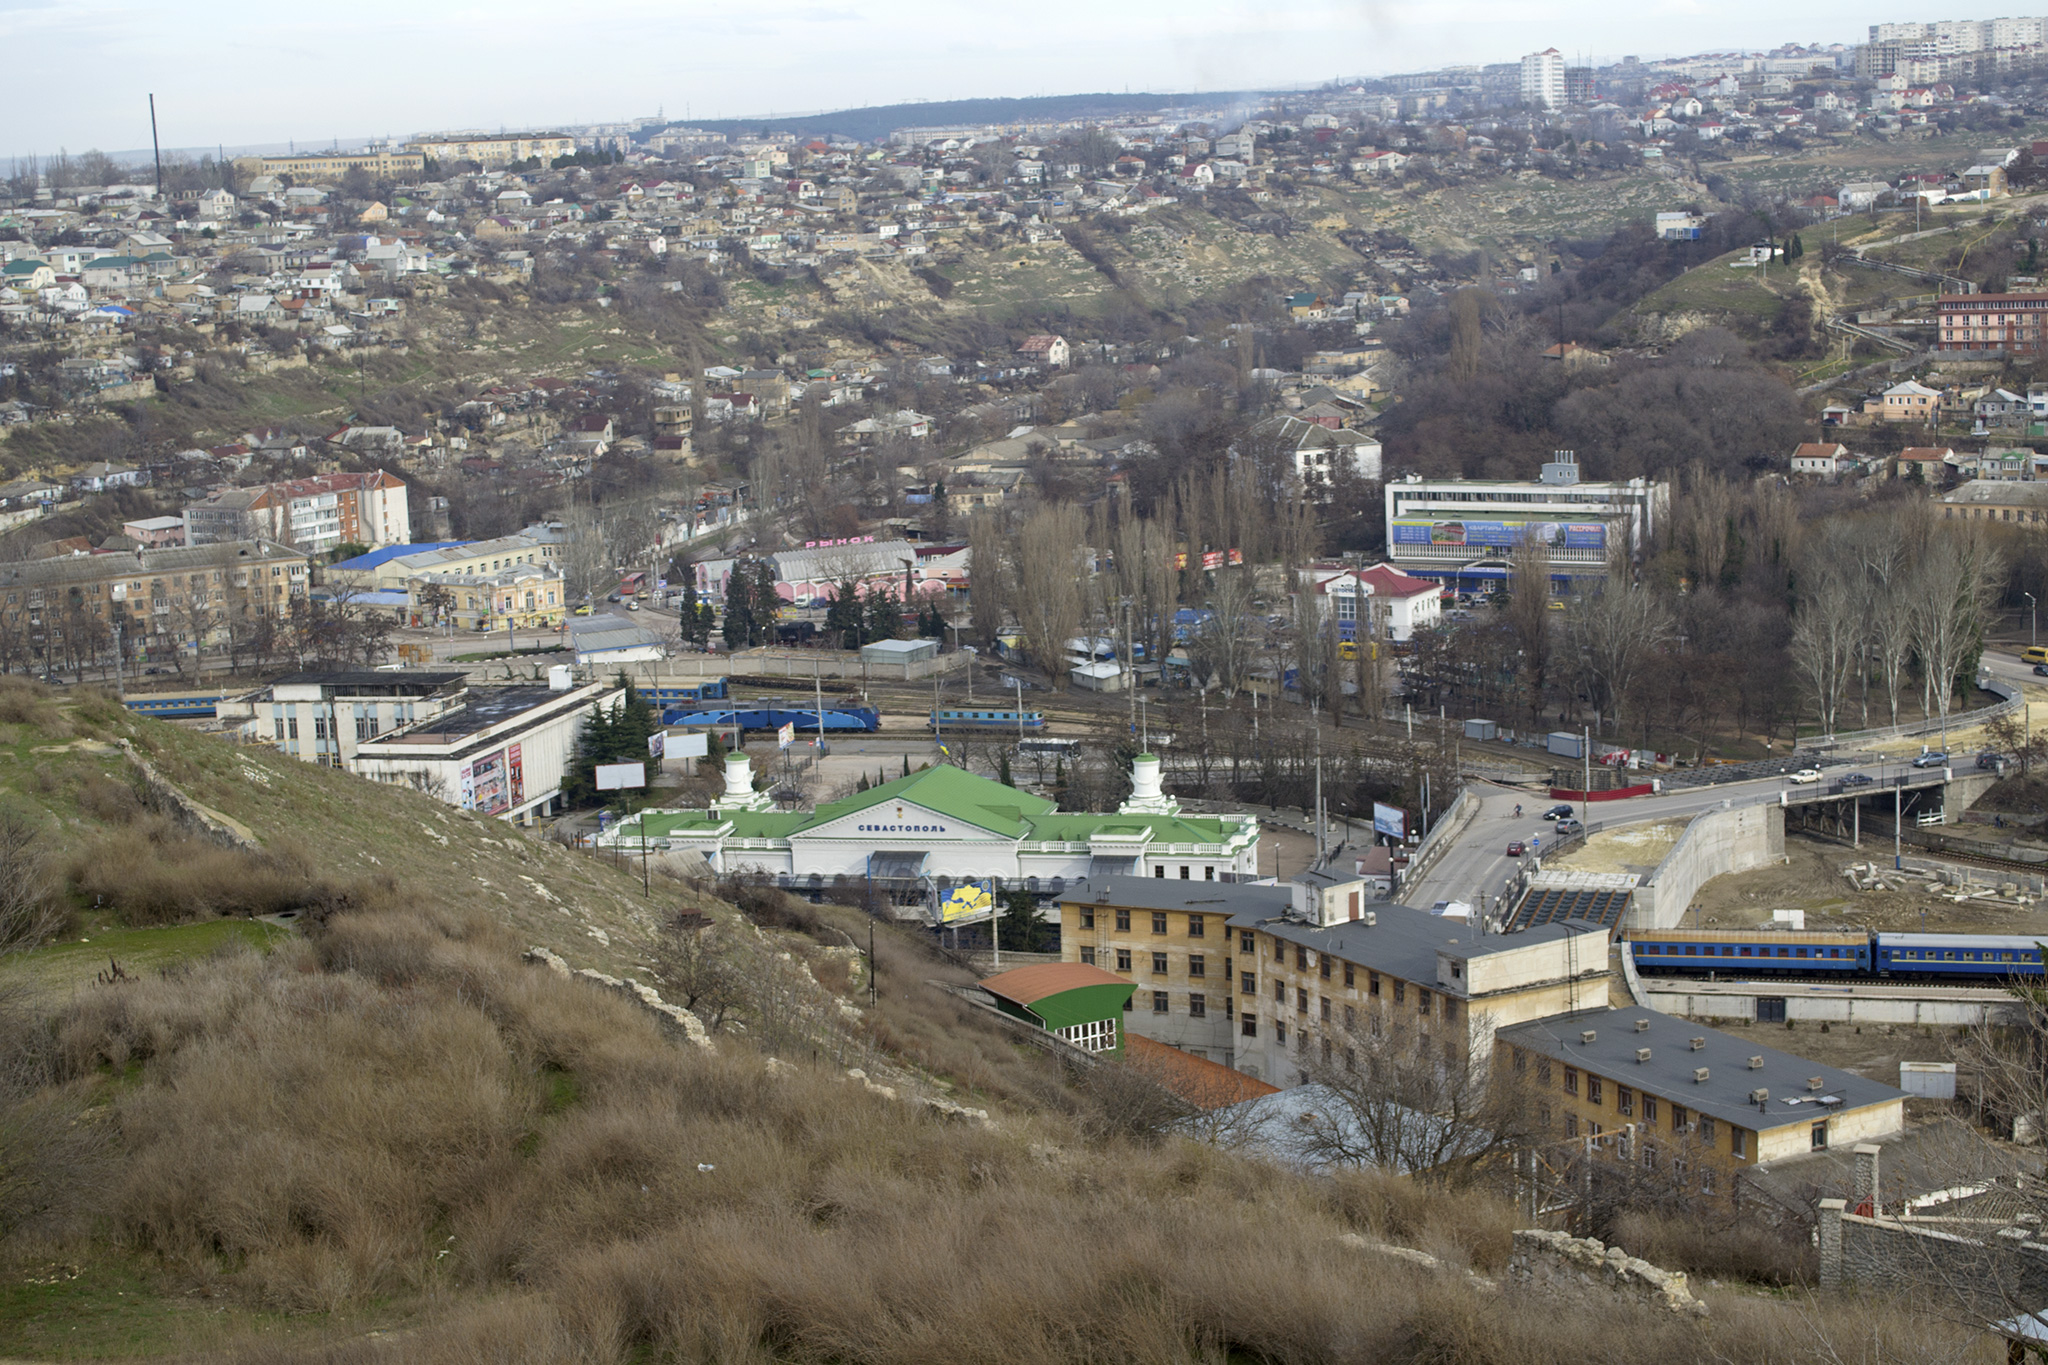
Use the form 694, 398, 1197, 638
2029, 591, 2038, 648
1581, 726, 1591, 826
148, 95, 163, 200
112, 622, 124, 700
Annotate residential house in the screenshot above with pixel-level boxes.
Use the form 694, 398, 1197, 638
1790, 442, 1852, 478
1257, 415, 1382, 495
1938, 479, 2048, 527
120, 516, 186, 549
1939, 293, 2048, 354
69, 462, 146, 493
1870, 380, 1941, 423
1302, 563, 1443, 642
183, 471, 409, 553
1894, 446, 1957, 483
1016, 334, 1070, 369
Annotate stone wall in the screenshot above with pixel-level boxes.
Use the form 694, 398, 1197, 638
1505, 1230, 1707, 1317
1819, 1198, 2048, 1309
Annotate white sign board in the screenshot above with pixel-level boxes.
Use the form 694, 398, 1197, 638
595, 761, 646, 790
669, 732, 709, 759
777, 722, 795, 749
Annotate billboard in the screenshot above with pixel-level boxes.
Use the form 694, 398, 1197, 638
469, 748, 510, 816
1201, 550, 1223, 570
1390, 520, 1606, 551
669, 731, 709, 759
776, 722, 795, 749
508, 743, 524, 806
596, 762, 647, 790
939, 881, 994, 924
648, 732, 666, 759
1372, 802, 1407, 839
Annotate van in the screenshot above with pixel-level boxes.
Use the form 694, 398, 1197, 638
2025, 646, 2048, 665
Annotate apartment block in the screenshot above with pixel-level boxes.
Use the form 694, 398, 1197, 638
184, 472, 410, 554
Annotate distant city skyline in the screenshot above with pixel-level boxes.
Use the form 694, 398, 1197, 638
0, 1, 1995, 155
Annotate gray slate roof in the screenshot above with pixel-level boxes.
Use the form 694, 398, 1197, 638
1496, 1007, 1906, 1133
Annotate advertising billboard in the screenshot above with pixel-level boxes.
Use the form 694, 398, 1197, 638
1372, 802, 1407, 839
939, 882, 994, 924
595, 762, 647, 791
469, 748, 510, 816
1390, 520, 1606, 551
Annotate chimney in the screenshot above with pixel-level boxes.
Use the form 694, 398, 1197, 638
1636, 1047, 1652, 1063
1693, 1067, 1710, 1083
1580, 1029, 1598, 1044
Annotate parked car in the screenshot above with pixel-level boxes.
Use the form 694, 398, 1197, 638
1912, 751, 1950, 769
1541, 804, 1575, 820
1839, 772, 1874, 788
1788, 768, 1822, 784
1506, 840, 1526, 856
1555, 818, 1584, 836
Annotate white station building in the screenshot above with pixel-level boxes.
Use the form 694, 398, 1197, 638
601, 753, 1262, 900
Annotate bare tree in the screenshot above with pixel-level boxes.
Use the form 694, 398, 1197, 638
1864, 529, 1918, 731
1791, 525, 1863, 739
1910, 530, 2001, 746
1190, 566, 1259, 697
1292, 1010, 1539, 1187
557, 501, 609, 607
1505, 536, 1554, 729
1566, 584, 1675, 737
965, 512, 1010, 650
0, 810, 59, 956
652, 911, 747, 1033
1011, 504, 1087, 686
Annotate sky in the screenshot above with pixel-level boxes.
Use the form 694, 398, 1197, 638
0, 0, 1995, 158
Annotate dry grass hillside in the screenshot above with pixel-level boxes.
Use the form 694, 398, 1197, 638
0, 681, 2006, 1363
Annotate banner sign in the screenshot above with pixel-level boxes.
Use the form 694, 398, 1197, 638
470, 748, 510, 816
508, 743, 524, 806
1227, 548, 1244, 565
777, 722, 795, 749
1390, 520, 1606, 550
1372, 802, 1407, 839
648, 732, 666, 759
596, 762, 647, 790
1201, 550, 1223, 570
939, 882, 993, 924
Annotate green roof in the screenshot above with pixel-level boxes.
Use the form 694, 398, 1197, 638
1022, 812, 1242, 843
805, 764, 1056, 838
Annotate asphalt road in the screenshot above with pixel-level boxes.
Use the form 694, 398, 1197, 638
1399, 757, 1946, 916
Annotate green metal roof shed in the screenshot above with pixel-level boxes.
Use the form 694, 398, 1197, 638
979, 962, 1133, 1054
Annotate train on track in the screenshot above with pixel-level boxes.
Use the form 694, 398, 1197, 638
929, 707, 1045, 730
123, 693, 227, 719
640, 679, 728, 707
662, 703, 880, 733
1628, 928, 2048, 981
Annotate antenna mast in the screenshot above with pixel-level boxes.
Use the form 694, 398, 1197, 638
148, 94, 163, 198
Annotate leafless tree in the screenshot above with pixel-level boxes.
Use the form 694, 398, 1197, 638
1565, 584, 1675, 737
1011, 503, 1087, 686
558, 501, 609, 607
1292, 1010, 1540, 1187
1791, 524, 1863, 739
965, 512, 1010, 650
0, 810, 59, 956
1910, 529, 2001, 745
1864, 527, 1919, 731
1505, 536, 1554, 729
1190, 566, 1260, 697
652, 911, 747, 1033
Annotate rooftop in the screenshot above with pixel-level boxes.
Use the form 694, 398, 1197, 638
980, 960, 1131, 1007
1496, 1006, 1906, 1133
1940, 479, 2048, 506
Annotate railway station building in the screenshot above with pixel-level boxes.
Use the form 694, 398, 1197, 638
599, 753, 1260, 897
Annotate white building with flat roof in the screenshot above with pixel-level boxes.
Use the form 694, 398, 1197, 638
1383, 453, 1669, 593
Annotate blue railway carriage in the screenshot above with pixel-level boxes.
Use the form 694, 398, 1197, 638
929, 708, 1045, 730
123, 693, 226, 719
1874, 933, 2048, 978
1628, 929, 1871, 974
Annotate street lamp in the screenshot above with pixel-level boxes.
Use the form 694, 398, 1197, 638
2028, 591, 2038, 649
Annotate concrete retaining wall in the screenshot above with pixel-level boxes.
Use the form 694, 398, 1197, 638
1625, 803, 1784, 931
1641, 985, 2018, 1028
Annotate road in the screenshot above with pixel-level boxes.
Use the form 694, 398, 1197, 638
1399, 757, 1946, 917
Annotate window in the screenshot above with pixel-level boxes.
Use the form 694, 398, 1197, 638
1189, 994, 1206, 1018
1204, 866, 1215, 880
1393, 981, 1405, 1005
1152, 991, 1169, 1014
287, 716, 299, 740
1642, 1095, 1658, 1124
1587, 1076, 1603, 1106
1344, 963, 1355, 988
1275, 1021, 1287, 1045
1564, 1067, 1579, 1095
1116, 949, 1132, 972
1154, 866, 1165, 878
1319, 954, 1331, 979
1116, 909, 1131, 931
1320, 997, 1332, 1022
1056, 1019, 1116, 1053
1241, 972, 1255, 995
1080, 907, 1095, 930
1239, 930, 1254, 953
1187, 914, 1205, 937
1180, 866, 1190, 879
1080, 947, 1097, 966
1296, 987, 1309, 1012
1416, 988, 1430, 1016
1152, 912, 1168, 934
1538, 1059, 1551, 1085
273, 718, 284, 740
1344, 1004, 1356, 1030
1188, 954, 1205, 978
1242, 1016, 1257, 1037
1730, 1127, 1746, 1159
1442, 999, 1458, 1025
1369, 972, 1381, 997
1151, 952, 1167, 975
1616, 1085, 1634, 1117
1274, 980, 1285, 1002
1697, 1115, 1716, 1144
1566, 1114, 1579, 1138
1811, 1122, 1828, 1151
1671, 1104, 1687, 1132
1296, 945, 1309, 969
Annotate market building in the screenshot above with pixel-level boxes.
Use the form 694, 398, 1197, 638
598, 754, 1260, 900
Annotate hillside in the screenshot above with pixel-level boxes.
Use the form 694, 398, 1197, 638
673, 92, 1264, 145
0, 678, 2005, 1362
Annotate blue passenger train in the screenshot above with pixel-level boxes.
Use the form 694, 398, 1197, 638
1629, 928, 2048, 980
663, 703, 880, 733
122, 693, 228, 719
929, 708, 1045, 730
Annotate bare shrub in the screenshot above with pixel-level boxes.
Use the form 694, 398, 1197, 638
0, 807, 63, 955
1610, 1207, 1816, 1287
0, 677, 65, 733
64, 819, 374, 926
1327, 1165, 1520, 1272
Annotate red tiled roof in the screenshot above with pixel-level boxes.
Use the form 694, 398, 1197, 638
1125, 1035, 1280, 1109
980, 961, 1129, 1007
1357, 564, 1436, 598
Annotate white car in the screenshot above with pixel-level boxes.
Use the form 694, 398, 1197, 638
1787, 768, 1821, 784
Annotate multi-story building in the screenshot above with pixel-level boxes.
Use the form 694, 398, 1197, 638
1382, 453, 1670, 593
1496, 1007, 1905, 1176
406, 134, 578, 168
218, 670, 469, 768
1939, 293, 2048, 354
1056, 875, 1611, 1082
325, 536, 554, 594
349, 672, 623, 823
1868, 379, 1943, 423
0, 540, 307, 668
231, 149, 426, 181
1520, 48, 1567, 109
1938, 478, 2048, 526
407, 563, 566, 632
184, 472, 410, 554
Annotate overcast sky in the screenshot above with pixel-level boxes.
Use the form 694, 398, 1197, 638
0, 1, 1990, 157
